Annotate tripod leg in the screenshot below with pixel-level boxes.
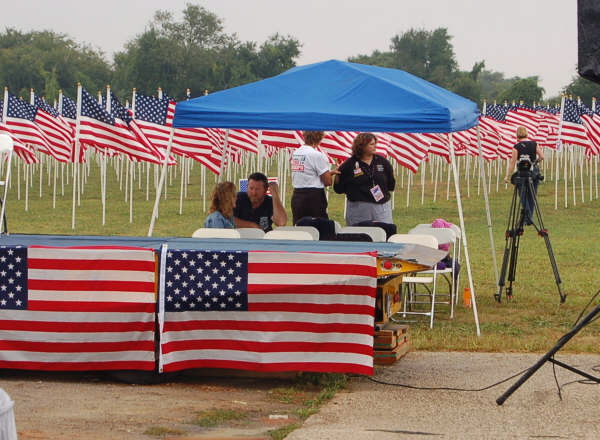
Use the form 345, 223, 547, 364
496, 185, 521, 302
497, 303, 600, 405
529, 180, 566, 303
505, 211, 524, 301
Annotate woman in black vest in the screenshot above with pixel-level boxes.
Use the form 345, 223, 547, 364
503, 126, 544, 224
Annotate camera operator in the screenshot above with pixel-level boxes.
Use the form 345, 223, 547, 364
503, 126, 544, 225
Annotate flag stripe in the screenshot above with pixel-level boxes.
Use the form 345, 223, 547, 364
162, 340, 372, 355
0, 340, 155, 353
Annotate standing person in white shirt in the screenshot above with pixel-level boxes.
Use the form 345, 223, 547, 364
290, 131, 339, 224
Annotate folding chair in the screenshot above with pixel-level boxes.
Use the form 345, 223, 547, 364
236, 228, 265, 239
408, 225, 458, 318
191, 228, 241, 239
264, 230, 315, 240
0, 135, 14, 234
338, 226, 387, 242
272, 226, 320, 240
388, 233, 439, 328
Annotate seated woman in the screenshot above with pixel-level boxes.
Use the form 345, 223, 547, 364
203, 181, 237, 229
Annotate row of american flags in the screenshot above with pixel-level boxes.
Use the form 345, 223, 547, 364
0, 244, 377, 375
3, 85, 600, 174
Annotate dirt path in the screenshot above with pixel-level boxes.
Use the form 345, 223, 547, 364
0, 370, 320, 440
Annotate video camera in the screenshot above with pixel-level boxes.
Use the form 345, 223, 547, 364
511, 156, 544, 184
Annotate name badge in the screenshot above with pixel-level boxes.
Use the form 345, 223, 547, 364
376, 164, 384, 172
370, 184, 384, 202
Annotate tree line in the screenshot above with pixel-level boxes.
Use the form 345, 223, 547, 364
1, 4, 599, 106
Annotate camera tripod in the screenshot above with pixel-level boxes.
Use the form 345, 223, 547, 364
497, 299, 600, 404
495, 171, 566, 303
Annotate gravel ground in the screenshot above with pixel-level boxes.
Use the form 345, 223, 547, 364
287, 352, 600, 440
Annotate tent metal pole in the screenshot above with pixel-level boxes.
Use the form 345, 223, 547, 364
449, 132, 481, 336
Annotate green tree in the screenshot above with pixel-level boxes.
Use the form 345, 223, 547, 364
0, 28, 111, 100
350, 28, 458, 89
450, 61, 485, 104
563, 75, 600, 107
112, 5, 300, 100
496, 77, 544, 105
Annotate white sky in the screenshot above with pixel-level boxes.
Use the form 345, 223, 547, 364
1, 0, 578, 98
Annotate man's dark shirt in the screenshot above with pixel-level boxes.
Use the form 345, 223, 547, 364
234, 192, 274, 231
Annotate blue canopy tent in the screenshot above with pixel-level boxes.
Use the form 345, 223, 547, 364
173, 59, 478, 133
153, 59, 484, 334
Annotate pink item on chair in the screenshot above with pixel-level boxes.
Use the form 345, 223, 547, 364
432, 218, 452, 251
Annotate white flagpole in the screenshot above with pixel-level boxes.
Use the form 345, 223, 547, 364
0, 98, 12, 232
148, 127, 175, 237
72, 84, 84, 229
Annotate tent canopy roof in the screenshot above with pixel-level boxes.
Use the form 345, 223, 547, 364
173, 59, 479, 133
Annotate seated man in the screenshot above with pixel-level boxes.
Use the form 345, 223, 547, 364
234, 172, 287, 232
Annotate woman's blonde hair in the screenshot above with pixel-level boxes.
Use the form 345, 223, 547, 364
516, 126, 528, 140
208, 181, 236, 218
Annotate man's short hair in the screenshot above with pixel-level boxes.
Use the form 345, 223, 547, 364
302, 131, 325, 146
248, 172, 268, 189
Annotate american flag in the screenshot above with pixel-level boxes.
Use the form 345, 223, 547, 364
238, 177, 278, 194
485, 104, 510, 122
320, 131, 354, 162
0, 109, 38, 164
261, 130, 302, 150
482, 105, 515, 158
78, 88, 163, 164
133, 92, 175, 150
0, 245, 157, 371
58, 93, 85, 163
422, 132, 450, 162
108, 92, 170, 165
172, 127, 223, 174
160, 249, 376, 375
559, 98, 590, 149
387, 132, 429, 173
578, 102, 600, 156
505, 104, 539, 137
31, 94, 73, 162
228, 129, 259, 154
3, 93, 53, 155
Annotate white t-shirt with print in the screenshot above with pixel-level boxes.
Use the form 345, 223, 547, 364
291, 145, 330, 188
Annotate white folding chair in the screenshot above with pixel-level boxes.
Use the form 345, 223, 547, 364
409, 225, 458, 318
264, 230, 315, 240
338, 226, 386, 242
388, 233, 440, 328
191, 228, 241, 239
273, 226, 319, 240
236, 228, 265, 239
0, 135, 14, 234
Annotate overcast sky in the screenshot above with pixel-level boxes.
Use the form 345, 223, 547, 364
1, 0, 578, 98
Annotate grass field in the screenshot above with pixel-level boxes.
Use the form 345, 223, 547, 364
4, 154, 600, 354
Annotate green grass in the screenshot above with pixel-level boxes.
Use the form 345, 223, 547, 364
191, 408, 248, 427
143, 426, 184, 437
4, 153, 600, 353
